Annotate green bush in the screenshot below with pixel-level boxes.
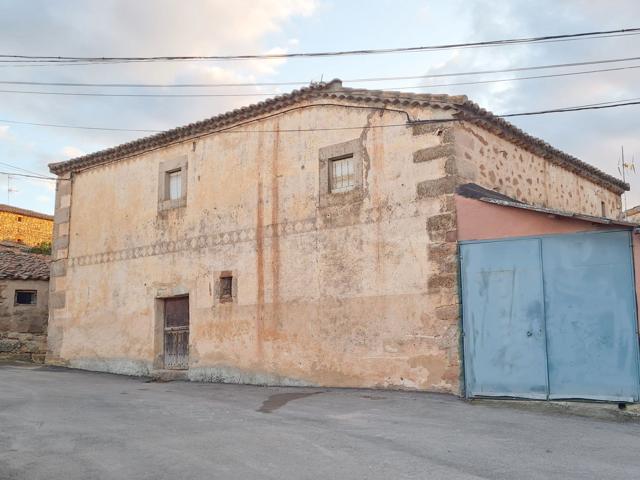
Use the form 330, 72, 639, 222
29, 241, 52, 255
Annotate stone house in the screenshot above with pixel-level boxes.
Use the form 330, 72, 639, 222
624, 205, 640, 222
0, 204, 53, 248
46, 80, 639, 400
0, 243, 50, 362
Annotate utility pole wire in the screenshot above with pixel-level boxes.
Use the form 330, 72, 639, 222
1, 54, 640, 87
1, 28, 639, 63
1, 99, 639, 135
2, 63, 640, 98
0, 161, 49, 178
0, 171, 56, 180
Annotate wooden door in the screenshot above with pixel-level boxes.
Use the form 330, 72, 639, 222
164, 297, 189, 370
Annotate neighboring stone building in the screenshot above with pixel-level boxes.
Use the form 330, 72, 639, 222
0, 203, 53, 247
46, 80, 637, 400
0, 243, 50, 362
624, 205, 640, 223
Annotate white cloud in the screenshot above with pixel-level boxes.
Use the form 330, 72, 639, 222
246, 47, 289, 75
0, 0, 319, 148
0, 125, 14, 141
37, 194, 52, 204
61, 146, 86, 159
410, 0, 640, 205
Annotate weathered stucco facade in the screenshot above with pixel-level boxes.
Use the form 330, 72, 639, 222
47, 81, 627, 393
0, 204, 53, 247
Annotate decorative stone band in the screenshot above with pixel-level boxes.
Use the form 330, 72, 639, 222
67, 201, 420, 268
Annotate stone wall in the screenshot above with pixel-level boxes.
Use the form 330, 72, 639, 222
0, 211, 53, 247
453, 122, 622, 217
0, 332, 47, 363
0, 278, 49, 362
46, 174, 71, 366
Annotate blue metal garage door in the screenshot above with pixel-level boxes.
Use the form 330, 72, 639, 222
461, 230, 640, 402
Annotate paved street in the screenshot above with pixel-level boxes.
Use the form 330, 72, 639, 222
1, 363, 638, 480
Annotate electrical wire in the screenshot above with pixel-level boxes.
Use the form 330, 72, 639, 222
5, 56, 640, 87
1, 62, 640, 98
1, 54, 640, 88
0, 161, 50, 177
0, 171, 55, 180
1, 28, 639, 64
2, 99, 639, 135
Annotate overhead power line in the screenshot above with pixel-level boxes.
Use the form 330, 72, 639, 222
1, 63, 640, 98
0, 55, 639, 88
0, 171, 55, 180
1, 28, 639, 65
0, 161, 49, 177
1, 99, 639, 135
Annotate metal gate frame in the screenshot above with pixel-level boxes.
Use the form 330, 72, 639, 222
459, 229, 640, 402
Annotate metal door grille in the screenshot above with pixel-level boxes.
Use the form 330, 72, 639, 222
164, 296, 189, 370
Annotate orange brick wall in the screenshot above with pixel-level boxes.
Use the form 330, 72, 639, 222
0, 211, 53, 247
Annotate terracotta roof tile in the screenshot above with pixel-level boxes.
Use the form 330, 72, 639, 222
48, 79, 628, 193
0, 246, 50, 280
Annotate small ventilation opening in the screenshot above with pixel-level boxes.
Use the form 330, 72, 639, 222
15, 290, 37, 305
220, 275, 233, 302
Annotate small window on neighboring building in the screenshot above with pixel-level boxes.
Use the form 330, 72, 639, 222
15, 290, 37, 305
601, 201, 606, 217
17, 216, 22, 222
167, 169, 182, 200
330, 154, 355, 193
220, 275, 233, 302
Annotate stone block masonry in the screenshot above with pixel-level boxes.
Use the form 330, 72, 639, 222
0, 331, 46, 363
0, 207, 53, 247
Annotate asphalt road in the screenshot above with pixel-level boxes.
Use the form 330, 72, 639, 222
1, 363, 638, 480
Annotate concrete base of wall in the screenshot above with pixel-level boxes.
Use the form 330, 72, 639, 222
64, 357, 152, 377
188, 365, 315, 387
0, 332, 46, 363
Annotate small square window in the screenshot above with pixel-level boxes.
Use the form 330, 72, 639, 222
167, 170, 182, 200
330, 155, 355, 193
319, 139, 363, 207
220, 276, 233, 302
15, 290, 37, 305
158, 157, 188, 212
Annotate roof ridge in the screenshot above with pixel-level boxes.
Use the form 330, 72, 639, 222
0, 203, 54, 221
48, 79, 628, 194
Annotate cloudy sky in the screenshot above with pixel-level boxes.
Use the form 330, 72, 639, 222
0, 0, 639, 214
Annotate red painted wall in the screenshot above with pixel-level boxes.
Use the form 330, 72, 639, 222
455, 195, 621, 242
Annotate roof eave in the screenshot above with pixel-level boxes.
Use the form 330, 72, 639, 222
49, 80, 628, 195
